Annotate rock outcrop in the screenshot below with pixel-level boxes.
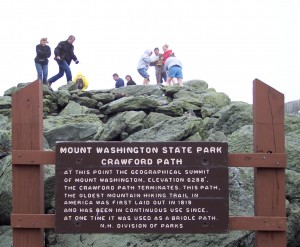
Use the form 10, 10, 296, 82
0, 80, 299, 247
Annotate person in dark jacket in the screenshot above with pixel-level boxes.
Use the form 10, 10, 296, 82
34, 38, 51, 84
125, 75, 136, 86
48, 35, 79, 88
112, 73, 124, 88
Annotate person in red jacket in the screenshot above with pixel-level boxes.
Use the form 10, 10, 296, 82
162, 44, 173, 65
162, 44, 175, 84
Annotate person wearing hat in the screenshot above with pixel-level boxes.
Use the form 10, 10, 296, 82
34, 38, 51, 85
72, 71, 89, 91
47, 35, 79, 88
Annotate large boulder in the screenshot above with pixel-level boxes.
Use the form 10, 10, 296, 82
110, 84, 164, 97
125, 116, 204, 141
285, 129, 300, 173
99, 96, 160, 115
212, 102, 253, 135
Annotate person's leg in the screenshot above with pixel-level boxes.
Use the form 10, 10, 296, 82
177, 78, 183, 86
138, 68, 150, 86
35, 63, 43, 81
166, 76, 173, 85
48, 62, 65, 83
175, 67, 183, 86
161, 70, 167, 83
60, 60, 72, 82
167, 66, 178, 86
42, 64, 48, 84
143, 78, 149, 86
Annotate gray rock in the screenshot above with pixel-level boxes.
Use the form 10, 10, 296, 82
286, 169, 300, 201
206, 131, 227, 142
213, 102, 253, 135
125, 116, 204, 141
122, 111, 147, 133
201, 106, 218, 118
95, 111, 147, 140
43, 98, 58, 115
162, 85, 184, 95
143, 112, 173, 128
99, 96, 160, 115
59, 101, 91, 116
155, 104, 184, 117
3, 86, 18, 96
1, 79, 300, 247
70, 94, 98, 108
173, 90, 203, 107
94, 117, 126, 141
198, 91, 231, 110
0, 115, 10, 130
0, 130, 11, 158
227, 125, 253, 153
0, 156, 12, 225
0, 226, 12, 247
0, 109, 11, 117
44, 114, 102, 131
53, 90, 71, 107
184, 79, 209, 91
285, 114, 300, 133
110, 85, 164, 97
91, 93, 116, 104
44, 124, 100, 148
286, 129, 300, 173
171, 99, 201, 112
183, 132, 202, 141
0, 96, 11, 110
286, 201, 300, 247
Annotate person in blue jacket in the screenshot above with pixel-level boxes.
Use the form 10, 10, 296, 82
34, 38, 51, 85
112, 73, 124, 88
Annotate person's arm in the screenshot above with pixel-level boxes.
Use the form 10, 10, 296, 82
54, 42, 64, 57
46, 46, 51, 58
71, 46, 79, 63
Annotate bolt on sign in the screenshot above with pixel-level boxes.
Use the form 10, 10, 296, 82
55, 141, 229, 233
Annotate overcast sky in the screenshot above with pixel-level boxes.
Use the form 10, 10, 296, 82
1, 0, 299, 103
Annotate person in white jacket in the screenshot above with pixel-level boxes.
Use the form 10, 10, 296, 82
137, 49, 152, 85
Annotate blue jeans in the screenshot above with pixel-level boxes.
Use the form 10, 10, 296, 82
168, 65, 183, 78
35, 63, 48, 84
48, 60, 72, 83
137, 68, 150, 79
156, 70, 167, 83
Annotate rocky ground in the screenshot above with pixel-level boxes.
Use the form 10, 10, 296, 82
0, 80, 299, 247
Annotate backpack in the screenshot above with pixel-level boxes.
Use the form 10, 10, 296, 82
76, 78, 84, 90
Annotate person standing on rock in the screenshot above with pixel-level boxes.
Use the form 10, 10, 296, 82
164, 53, 183, 86
113, 73, 125, 88
162, 44, 173, 65
34, 38, 51, 85
47, 35, 79, 88
137, 49, 152, 86
151, 47, 166, 84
